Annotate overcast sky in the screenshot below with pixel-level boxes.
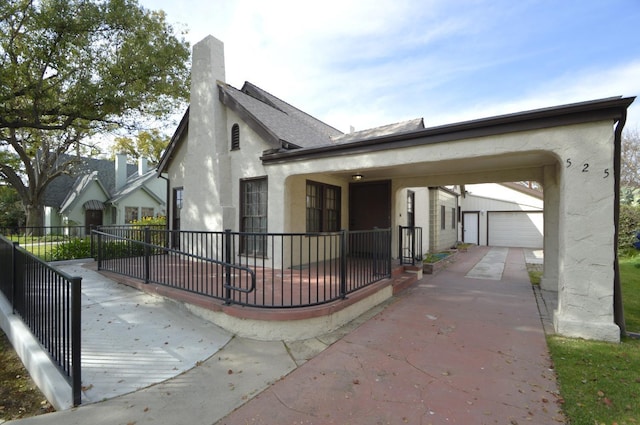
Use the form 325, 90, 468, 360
140, 0, 640, 134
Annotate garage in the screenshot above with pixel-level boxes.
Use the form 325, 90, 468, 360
487, 211, 543, 248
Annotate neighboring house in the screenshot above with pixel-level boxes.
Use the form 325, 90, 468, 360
158, 35, 634, 342
44, 154, 166, 232
459, 182, 544, 248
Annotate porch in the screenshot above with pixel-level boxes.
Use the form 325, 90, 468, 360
92, 226, 422, 339
93, 227, 422, 307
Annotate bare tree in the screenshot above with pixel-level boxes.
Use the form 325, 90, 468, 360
621, 127, 640, 188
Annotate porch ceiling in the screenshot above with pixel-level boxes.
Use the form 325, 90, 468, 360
329, 151, 556, 185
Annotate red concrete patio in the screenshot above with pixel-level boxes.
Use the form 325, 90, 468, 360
217, 246, 565, 424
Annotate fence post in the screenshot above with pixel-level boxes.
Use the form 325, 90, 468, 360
410, 226, 416, 266
10, 241, 18, 312
398, 225, 403, 264
71, 276, 82, 406
144, 227, 150, 284
89, 225, 94, 259
340, 229, 347, 299
224, 229, 232, 305
96, 232, 103, 270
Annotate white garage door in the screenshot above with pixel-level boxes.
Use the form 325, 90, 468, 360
488, 211, 543, 248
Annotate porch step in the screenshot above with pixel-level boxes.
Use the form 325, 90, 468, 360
391, 265, 422, 295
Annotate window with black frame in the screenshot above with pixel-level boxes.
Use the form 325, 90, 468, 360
240, 177, 267, 255
306, 180, 341, 232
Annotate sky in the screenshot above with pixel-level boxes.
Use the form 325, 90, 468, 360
139, 0, 640, 135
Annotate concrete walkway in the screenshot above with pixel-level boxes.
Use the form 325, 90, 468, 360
8, 246, 563, 425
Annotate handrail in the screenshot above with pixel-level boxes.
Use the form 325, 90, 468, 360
93, 227, 392, 309
93, 229, 257, 299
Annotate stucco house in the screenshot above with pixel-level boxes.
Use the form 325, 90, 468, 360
460, 182, 544, 248
158, 35, 634, 342
44, 154, 166, 233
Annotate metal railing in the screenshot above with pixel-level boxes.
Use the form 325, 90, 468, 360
0, 235, 82, 406
94, 227, 392, 308
398, 226, 423, 265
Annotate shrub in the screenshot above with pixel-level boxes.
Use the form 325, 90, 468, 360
618, 204, 640, 256
50, 238, 93, 261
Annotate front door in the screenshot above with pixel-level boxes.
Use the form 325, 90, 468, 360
85, 210, 103, 235
463, 211, 480, 245
349, 180, 391, 230
349, 180, 391, 258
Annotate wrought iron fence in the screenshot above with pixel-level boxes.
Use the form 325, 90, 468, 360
398, 226, 423, 265
0, 225, 89, 262
94, 227, 392, 308
0, 235, 82, 406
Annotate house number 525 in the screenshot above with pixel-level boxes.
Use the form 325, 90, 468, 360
565, 158, 610, 178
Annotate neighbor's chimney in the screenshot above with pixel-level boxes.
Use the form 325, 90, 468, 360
138, 157, 148, 177
115, 153, 127, 191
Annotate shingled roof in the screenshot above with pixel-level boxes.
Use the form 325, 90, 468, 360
44, 155, 137, 208
159, 80, 422, 172
218, 81, 343, 149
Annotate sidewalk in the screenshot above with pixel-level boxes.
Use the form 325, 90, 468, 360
8, 246, 563, 424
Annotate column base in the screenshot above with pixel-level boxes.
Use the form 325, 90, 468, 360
554, 311, 620, 342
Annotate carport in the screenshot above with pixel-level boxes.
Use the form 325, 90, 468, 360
264, 96, 635, 342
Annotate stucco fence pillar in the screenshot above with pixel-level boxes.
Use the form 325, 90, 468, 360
541, 164, 559, 292
553, 123, 620, 342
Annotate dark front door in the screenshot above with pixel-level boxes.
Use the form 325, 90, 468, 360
349, 180, 391, 258
349, 180, 391, 230
85, 210, 103, 235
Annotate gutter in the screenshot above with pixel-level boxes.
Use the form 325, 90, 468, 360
613, 106, 628, 336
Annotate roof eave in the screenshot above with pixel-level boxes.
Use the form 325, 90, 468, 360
158, 107, 189, 173
261, 96, 636, 164
218, 82, 285, 149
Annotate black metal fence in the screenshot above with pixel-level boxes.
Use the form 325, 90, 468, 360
0, 225, 89, 262
398, 226, 423, 265
0, 235, 82, 406
95, 228, 392, 308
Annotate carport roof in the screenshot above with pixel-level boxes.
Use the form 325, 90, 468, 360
260, 96, 635, 163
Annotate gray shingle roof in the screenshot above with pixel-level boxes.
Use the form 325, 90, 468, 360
44, 155, 137, 208
219, 82, 342, 149
331, 118, 425, 144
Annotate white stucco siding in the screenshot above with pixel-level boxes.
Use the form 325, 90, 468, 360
553, 121, 618, 341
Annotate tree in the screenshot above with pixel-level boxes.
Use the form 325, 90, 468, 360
109, 129, 170, 166
0, 0, 190, 230
621, 128, 640, 188
0, 184, 25, 229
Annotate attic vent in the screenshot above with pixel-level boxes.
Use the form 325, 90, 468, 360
231, 124, 240, 150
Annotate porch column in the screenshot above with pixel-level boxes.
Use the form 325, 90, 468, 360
540, 164, 559, 292
553, 126, 620, 342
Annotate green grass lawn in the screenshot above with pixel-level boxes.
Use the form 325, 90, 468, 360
620, 256, 640, 333
546, 256, 640, 425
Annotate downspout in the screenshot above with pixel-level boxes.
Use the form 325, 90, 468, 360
613, 109, 627, 337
